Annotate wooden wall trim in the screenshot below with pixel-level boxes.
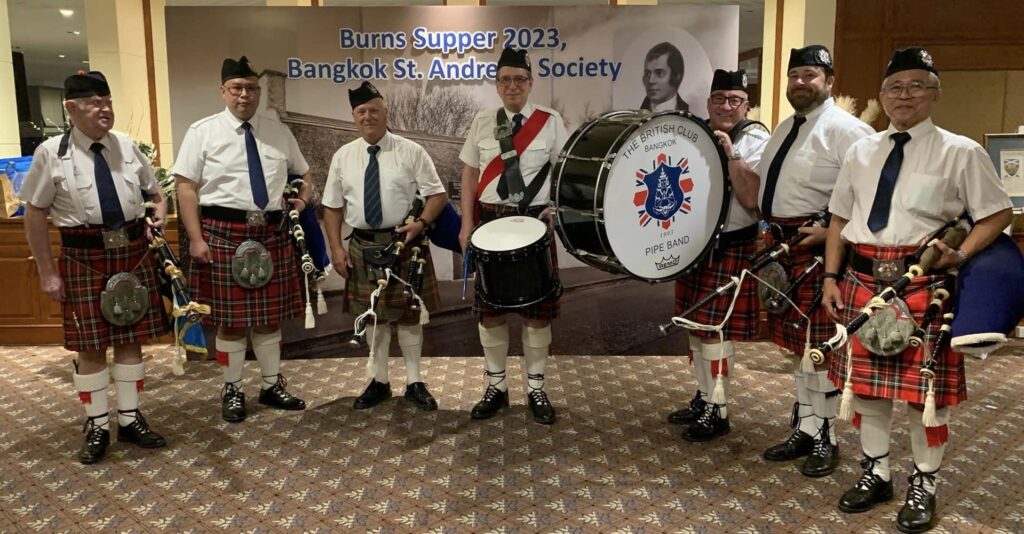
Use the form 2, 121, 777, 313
771, 0, 784, 126
142, 0, 160, 165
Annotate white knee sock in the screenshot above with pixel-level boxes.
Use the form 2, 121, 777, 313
701, 341, 732, 418
217, 336, 247, 386
371, 322, 392, 384
689, 334, 707, 401
74, 368, 110, 430
854, 396, 893, 481
111, 361, 145, 426
398, 323, 423, 384
807, 370, 840, 445
478, 323, 509, 392
523, 324, 552, 392
251, 329, 283, 390
795, 369, 815, 436
909, 406, 949, 495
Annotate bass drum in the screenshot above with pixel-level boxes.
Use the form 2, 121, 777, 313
552, 110, 729, 282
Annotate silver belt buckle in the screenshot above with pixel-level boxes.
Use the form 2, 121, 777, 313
101, 228, 130, 249
246, 211, 266, 226
872, 258, 905, 283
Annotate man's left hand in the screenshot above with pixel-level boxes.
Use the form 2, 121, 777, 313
795, 225, 828, 248
397, 219, 426, 245
928, 239, 962, 270
539, 207, 556, 231
713, 130, 735, 159
286, 197, 308, 213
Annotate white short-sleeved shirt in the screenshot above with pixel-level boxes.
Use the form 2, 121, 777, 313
459, 103, 568, 207
756, 98, 875, 218
171, 108, 310, 211
723, 126, 770, 232
19, 128, 160, 227
829, 118, 1012, 246
321, 132, 446, 230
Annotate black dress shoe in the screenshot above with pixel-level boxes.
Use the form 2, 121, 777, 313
682, 405, 730, 442
221, 382, 247, 423
801, 420, 839, 477
668, 390, 706, 425
353, 380, 392, 410
763, 429, 814, 461
471, 385, 509, 420
839, 456, 894, 513
897, 470, 938, 533
117, 410, 167, 449
258, 374, 306, 411
404, 382, 438, 411
527, 389, 556, 425
78, 416, 110, 465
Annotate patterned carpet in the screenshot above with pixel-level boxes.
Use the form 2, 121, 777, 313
1, 341, 1023, 533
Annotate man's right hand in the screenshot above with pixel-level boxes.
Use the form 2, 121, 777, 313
40, 273, 65, 302
332, 247, 352, 279
459, 226, 473, 254
821, 279, 845, 323
189, 239, 213, 263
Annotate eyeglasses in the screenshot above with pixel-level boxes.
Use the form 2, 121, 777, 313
710, 95, 747, 107
81, 96, 113, 109
881, 81, 937, 98
497, 76, 531, 88
223, 84, 261, 96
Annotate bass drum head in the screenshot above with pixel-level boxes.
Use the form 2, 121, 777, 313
602, 112, 728, 281
470, 216, 547, 253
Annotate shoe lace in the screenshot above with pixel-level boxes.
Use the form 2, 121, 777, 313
482, 385, 502, 403
694, 404, 722, 429
811, 418, 834, 457
82, 415, 107, 444
791, 400, 811, 429
690, 390, 707, 412
484, 369, 507, 389
222, 382, 245, 409
118, 409, 153, 434
528, 388, 550, 406
263, 373, 288, 390
855, 452, 890, 490
906, 468, 938, 510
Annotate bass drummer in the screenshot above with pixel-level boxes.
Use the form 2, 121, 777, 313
756, 45, 874, 477
668, 69, 769, 442
458, 48, 569, 425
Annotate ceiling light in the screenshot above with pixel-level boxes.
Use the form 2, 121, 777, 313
59, 9, 74, 17
67, 30, 81, 36
82, 60, 90, 64
57, 54, 66, 59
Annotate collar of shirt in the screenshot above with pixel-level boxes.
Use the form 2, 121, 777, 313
70, 127, 111, 154
222, 107, 262, 133
503, 102, 535, 122
884, 116, 936, 144
355, 131, 394, 152
793, 96, 834, 124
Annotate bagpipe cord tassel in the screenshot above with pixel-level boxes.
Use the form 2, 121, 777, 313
838, 332, 855, 422
709, 331, 727, 405
316, 278, 328, 315
171, 285, 186, 376
922, 377, 939, 427
303, 274, 315, 329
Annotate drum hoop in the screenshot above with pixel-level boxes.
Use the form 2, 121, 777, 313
469, 217, 549, 254
477, 280, 562, 311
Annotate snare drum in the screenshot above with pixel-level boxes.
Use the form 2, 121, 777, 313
553, 110, 729, 282
469, 216, 560, 311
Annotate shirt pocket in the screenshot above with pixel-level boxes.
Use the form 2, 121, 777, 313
261, 146, 289, 180
120, 157, 143, 215
897, 172, 945, 216
72, 171, 99, 212
478, 138, 501, 168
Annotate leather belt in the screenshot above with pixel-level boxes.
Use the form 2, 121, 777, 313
718, 224, 759, 246
848, 247, 910, 283
60, 220, 146, 249
350, 227, 393, 241
201, 206, 284, 226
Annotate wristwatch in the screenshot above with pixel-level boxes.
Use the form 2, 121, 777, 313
822, 272, 840, 281
728, 151, 743, 161
955, 248, 969, 267
414, 217, 434, 230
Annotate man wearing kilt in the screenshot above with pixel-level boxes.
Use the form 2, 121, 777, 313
323, 81, 447, 411
458, 48, 568, 425
822, 47, 1012, 533
668, 69, 768, 442
174, 56, 310, 423
21, 71, 169, 463
756, 45, 875, 476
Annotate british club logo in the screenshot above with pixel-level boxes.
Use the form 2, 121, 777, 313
633, 152, 694, 229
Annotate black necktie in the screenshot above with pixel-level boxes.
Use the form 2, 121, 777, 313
867, 132, 912, 232
90, 142, 125, 229
761, 115, 807, 218
497, 113, 527, 201
511, 113, 524, 138
241, 122, 269, 209
364, 145, 383, 228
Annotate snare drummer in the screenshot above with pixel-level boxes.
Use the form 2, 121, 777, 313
757, 45, 874, 476
21, 71, 170, 463
458, 48, 569, 425
669, 69, 768, 442
822, 48, 1011, 532
322, 81, 447, 411
174, 56, 310, 423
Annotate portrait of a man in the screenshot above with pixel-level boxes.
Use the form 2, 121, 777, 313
640, 42, 689, 112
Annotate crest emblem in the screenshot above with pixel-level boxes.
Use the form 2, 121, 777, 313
919, 49, 934, 68
741, 72, 749, 89
817, 48, 831, 66
632, 153, 694, 230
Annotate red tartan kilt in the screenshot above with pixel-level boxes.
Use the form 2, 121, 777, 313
473, 203, 560, 322
59, 228, 169, 352
829, 243, 966, 407
343, 233, 441, 323
674, 239, 760, 341
765, 216, 833, 354
186, 217, 302, 328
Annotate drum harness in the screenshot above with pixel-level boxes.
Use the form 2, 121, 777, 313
350, 199, 432, 380
283, 178, 328, 330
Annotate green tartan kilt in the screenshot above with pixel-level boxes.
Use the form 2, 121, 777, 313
343, 233, 441, 322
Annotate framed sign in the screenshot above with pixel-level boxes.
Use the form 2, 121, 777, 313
984, 133, 1024, 210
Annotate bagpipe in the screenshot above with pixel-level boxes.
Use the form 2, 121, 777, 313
284, 176, 330, 329
350, 197, 430, 347
659, 209, 830, 335
143, 203, 210, 376
949, 232, 1024, 354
